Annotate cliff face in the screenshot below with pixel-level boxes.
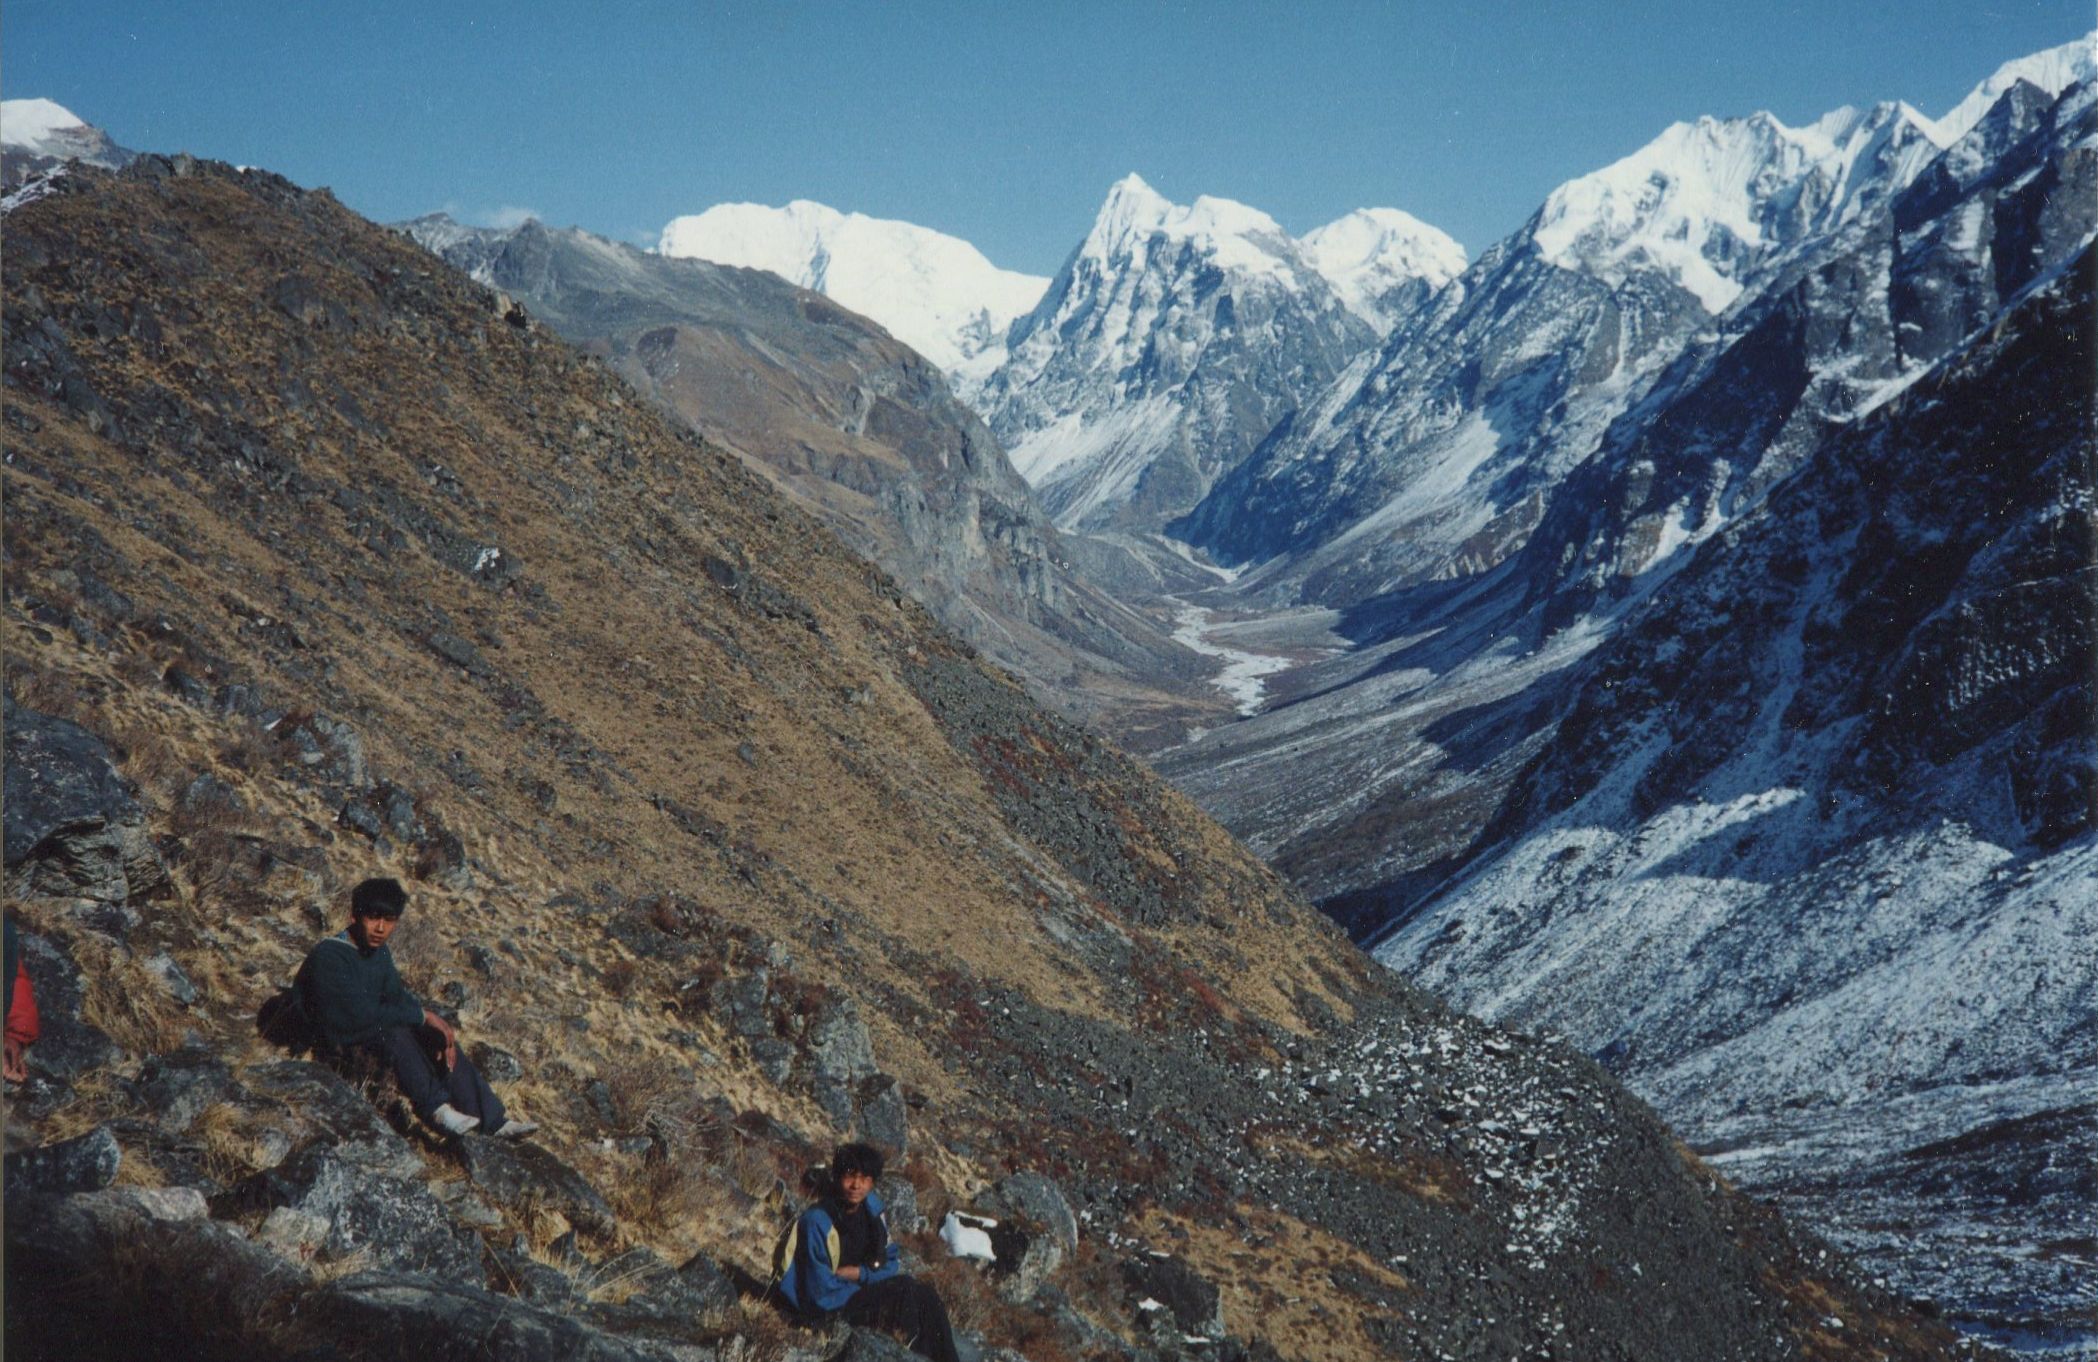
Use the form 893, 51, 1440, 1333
2, 158, 1954, 1362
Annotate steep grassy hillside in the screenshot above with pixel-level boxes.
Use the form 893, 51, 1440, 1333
1, 158, 1957, 1362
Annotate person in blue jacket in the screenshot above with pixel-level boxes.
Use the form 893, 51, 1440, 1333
778, 1142, 959, 1362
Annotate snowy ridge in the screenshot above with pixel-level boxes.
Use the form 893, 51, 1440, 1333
1532, 101, 1944, 312
656, 199, 1048, 371
1063, 173, 1314, 286
1931, 29, 2096, 143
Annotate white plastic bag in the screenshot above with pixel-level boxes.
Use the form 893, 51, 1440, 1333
939, 1210, 997, 1262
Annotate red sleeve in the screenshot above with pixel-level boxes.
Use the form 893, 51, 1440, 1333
7, 960, 40, 1047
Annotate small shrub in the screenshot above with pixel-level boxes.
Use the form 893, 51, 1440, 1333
603, 958, 641, 999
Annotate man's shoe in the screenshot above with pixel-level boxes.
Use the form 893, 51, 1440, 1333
491, 1118, 539, 1140
429, 1104, 480, 1136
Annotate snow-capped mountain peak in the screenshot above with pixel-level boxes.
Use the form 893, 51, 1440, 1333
1302, 207, 1469, 330
2, 98, 136, 198
1932, 29, 2095, 143
655, 199, 1047, 372
1087, 172, 1176, 247
2, 99, 93, 155
1530, 99, 1943, 312
979, 174, 1386, 531
1073, 174, 1303, 285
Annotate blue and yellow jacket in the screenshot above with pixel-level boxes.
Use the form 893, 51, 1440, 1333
775, 1191, 899, 1315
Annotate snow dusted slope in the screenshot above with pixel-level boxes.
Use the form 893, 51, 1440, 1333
656, 200, 1047, 373
1376, 235, 2097, 1351
974, 174, 1382, 532
1301, 207, 1467, 332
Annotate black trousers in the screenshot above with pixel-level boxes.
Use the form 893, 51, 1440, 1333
369, 1025, 506, 1130
842, 1275, 960, 1362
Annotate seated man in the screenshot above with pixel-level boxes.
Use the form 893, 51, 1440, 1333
294, 876, 534, 1138
778, 1142, 959, 1362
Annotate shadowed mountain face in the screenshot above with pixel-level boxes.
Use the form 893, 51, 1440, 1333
401, 214, 1226, 751
0, 158, 1955, 1362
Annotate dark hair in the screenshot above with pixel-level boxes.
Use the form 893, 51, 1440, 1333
831, 1142, 885, 1182
350, 877, 409, 920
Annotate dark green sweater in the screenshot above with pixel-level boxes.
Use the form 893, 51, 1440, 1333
292, 929, 425, 1047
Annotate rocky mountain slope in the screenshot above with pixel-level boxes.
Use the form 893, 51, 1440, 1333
0, 156, 1958, 1361
397, 213, 1220, 750
1156, 54, 2097, 1357
656, 200, 1049, 375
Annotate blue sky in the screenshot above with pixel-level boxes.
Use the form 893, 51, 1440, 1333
6, 2, 2088, 272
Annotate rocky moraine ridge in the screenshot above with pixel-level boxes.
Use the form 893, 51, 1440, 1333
0, 156, 1963, 1361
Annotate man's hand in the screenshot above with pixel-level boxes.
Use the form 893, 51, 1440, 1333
3, 1036, 26, 1083
423, 1009, 458, 1070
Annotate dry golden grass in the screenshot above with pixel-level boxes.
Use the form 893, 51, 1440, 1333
67, 933, 189, 1057
1133, 1205, 1415, 1362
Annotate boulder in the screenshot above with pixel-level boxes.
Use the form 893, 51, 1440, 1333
712, 969, 773, 1039
5, 1186, 306, 1361
131, 1047, 238, 1134
748, 1036, 795, 1082
487, 1240, 578, 1306
988, 1218, 1062, 1304
877, 1174, 926, 1234
977, 1170, 1077, 1253
3, 703, 165, 906
219, 1141, 485, 1284
469, 1040, 522, 1082
838, 1328, 921, 1362
144, 950, 200, 1006
307, 1271, 668, 1362
103, 1184, 209, 1221
809, 996, 878, 1086
256, 1204, 331, 1259
457, 1131, 617, 1238
242, 1061, 422, 1176
580, 1245, 738, 1339
1125, 1253, 1223, 1338
855, 1074, 910, 1158
4, 1124, 122, 1193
